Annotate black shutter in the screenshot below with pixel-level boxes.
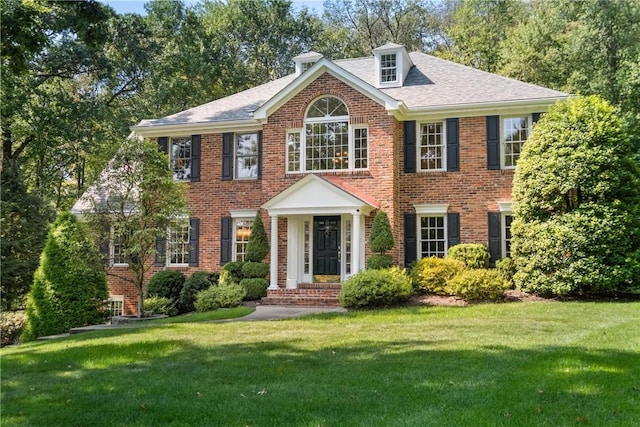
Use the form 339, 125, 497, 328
158, 137, 168, 154
446, 118, 459, 172
190, 134, 201, 182
486, 115, 500, 170
220, 216, 232, 264
257, 130, 263, 179
404, 213, 417, 267
189, 218, 199, 266
155, 236, 166, 267
488, 212, 501, 267
99, 239, 110, 266
532, 112, 541, 123
447, 212, 460, 249
404, 121, 416, 173
222, 133, 233, 180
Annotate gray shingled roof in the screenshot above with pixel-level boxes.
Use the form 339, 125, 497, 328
136, 51, 567, 128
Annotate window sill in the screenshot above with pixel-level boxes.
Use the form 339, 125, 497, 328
286, 169, 371, 178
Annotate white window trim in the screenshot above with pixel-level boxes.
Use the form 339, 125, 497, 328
286, 128, 302, 173
351, 124, 369, 170
110, 226, 128, 267
501, 212, 513, 259
106, 295, 124, 317
501, 115, 531, 170
232, 216, 255, 262
170, 136, 192, 182
166, 218, 190, 267
417, 214, 448, 259
234, 132, 260, 180
414, 204, 449, 215
417, 121, 447, 172
379, 52, 398, 84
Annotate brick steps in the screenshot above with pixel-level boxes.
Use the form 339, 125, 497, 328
261, 284, 341, 307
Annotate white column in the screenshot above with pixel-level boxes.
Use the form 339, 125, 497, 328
352, 212, 362, 273
269, 215, 279, 289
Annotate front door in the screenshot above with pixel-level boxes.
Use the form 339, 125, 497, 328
313, 216, 340, 278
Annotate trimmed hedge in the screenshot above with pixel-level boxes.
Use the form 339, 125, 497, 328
366, 254, 393, 270
239, 278, 268, 300
195, 284, 245, 312
410, 257, 466, 294
339, 267, 412, 309
178, 272, 218, 314
222, 261, 245, 282
143, 296, 176, 316
146, 270, 185, 303
447, 244, 490, 269
241, 261, 269, 279
446, 269, 509, 301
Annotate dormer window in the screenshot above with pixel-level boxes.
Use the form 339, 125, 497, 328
380, 53, 398, 83
373, 43, 413, 88
293, 51, 323, 76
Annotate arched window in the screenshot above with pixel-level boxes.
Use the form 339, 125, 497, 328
286, 96, 368, 173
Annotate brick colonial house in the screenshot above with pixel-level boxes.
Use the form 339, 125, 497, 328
74, 43, 568, 315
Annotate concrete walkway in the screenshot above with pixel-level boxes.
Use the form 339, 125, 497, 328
43, 305, 346, 339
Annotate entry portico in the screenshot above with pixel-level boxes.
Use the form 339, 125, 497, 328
263, 174, 379, 289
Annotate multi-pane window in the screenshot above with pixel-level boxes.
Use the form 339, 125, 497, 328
345, 219, 352, 275
235, 133, 259, 179
171, 137, 192, 181
168, 222, 190, 265
106, 296, 124, 317
503, 214, 513, 258
112, 229, 127, 266
304, 220, 310, 275
286, 96, 368, 173
354, 127, 368, 169
380, 53, 397, 82
419, 122, 444, 171
419, 215, 447, 258
233, 218, 253, 261
503, 117, 529, 167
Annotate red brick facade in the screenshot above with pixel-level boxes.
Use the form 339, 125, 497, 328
107, 72, 519, 314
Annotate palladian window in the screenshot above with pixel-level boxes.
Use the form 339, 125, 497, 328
286, 96, 368, 173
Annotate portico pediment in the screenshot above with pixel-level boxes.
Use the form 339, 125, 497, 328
262, 174, 378, 216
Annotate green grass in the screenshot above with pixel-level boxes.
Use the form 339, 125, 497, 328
142, 306, 254, 325
2, 302, 639, 426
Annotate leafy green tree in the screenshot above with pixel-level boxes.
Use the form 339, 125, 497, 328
22, 212, 108, 340
85, 138, 188, 317
246, 211, 269, 262
511, 96, 640, 296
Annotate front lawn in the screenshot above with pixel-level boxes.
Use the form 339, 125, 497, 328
2, 302, 639, 426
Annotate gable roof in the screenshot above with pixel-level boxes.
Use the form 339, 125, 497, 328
132, 51, 568, 135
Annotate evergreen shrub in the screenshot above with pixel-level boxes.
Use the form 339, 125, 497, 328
178, 272, 218, 314
410, 257, 466, 294
367, 254, 393, 270
239, 278, 268, 300
446, 269, 509, 301
241, 261, 269, 279
338, 267, 412, 309
495, 257, 516, 287
222, 261, 245, 282
22, 212, 108, 341
143, 296, 175, 316
447, 244, 490, 268
146, 270, 185, 303
246, 211, 269, 262
370, 211, 395, 253
194, 284, 245, 312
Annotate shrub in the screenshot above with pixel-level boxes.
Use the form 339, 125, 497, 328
146, 270, 185, 303
447, 244, 490, 269
495, 257, 516, 287
246, 211, 269, 262
241, 261, 269, 279
178, 272, 218, 314
218, 269, 237, 287
339, 267, 412, 309
222, 261, 245, 282
366, 254, 393, 270
370, 210, 395, 254
194, 284, 245, 312
22, 212, 108, 341
143, 296, 176, 316
410, 257, 466, 294
1, 311, 27, 347
446, 269, 509, 301
239, 278, 269, 300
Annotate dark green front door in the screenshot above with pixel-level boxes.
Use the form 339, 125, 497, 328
313, 216, 340, 276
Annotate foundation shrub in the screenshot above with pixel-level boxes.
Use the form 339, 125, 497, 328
495, 257, 516, 287
222, 261, 245, 282
239, 278, 269, 300
446, 269, 509, 301
1, 311, 27, 347
143, 296, 176, 316
177, 272, 219, 314
194, 284, 245, 312
338, 267, 412, 309
146, 270, 185, 304
411, 257, 466, 294
447, 244, 490, 269
366, 254, 393, 270
241, 261, 269, 279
